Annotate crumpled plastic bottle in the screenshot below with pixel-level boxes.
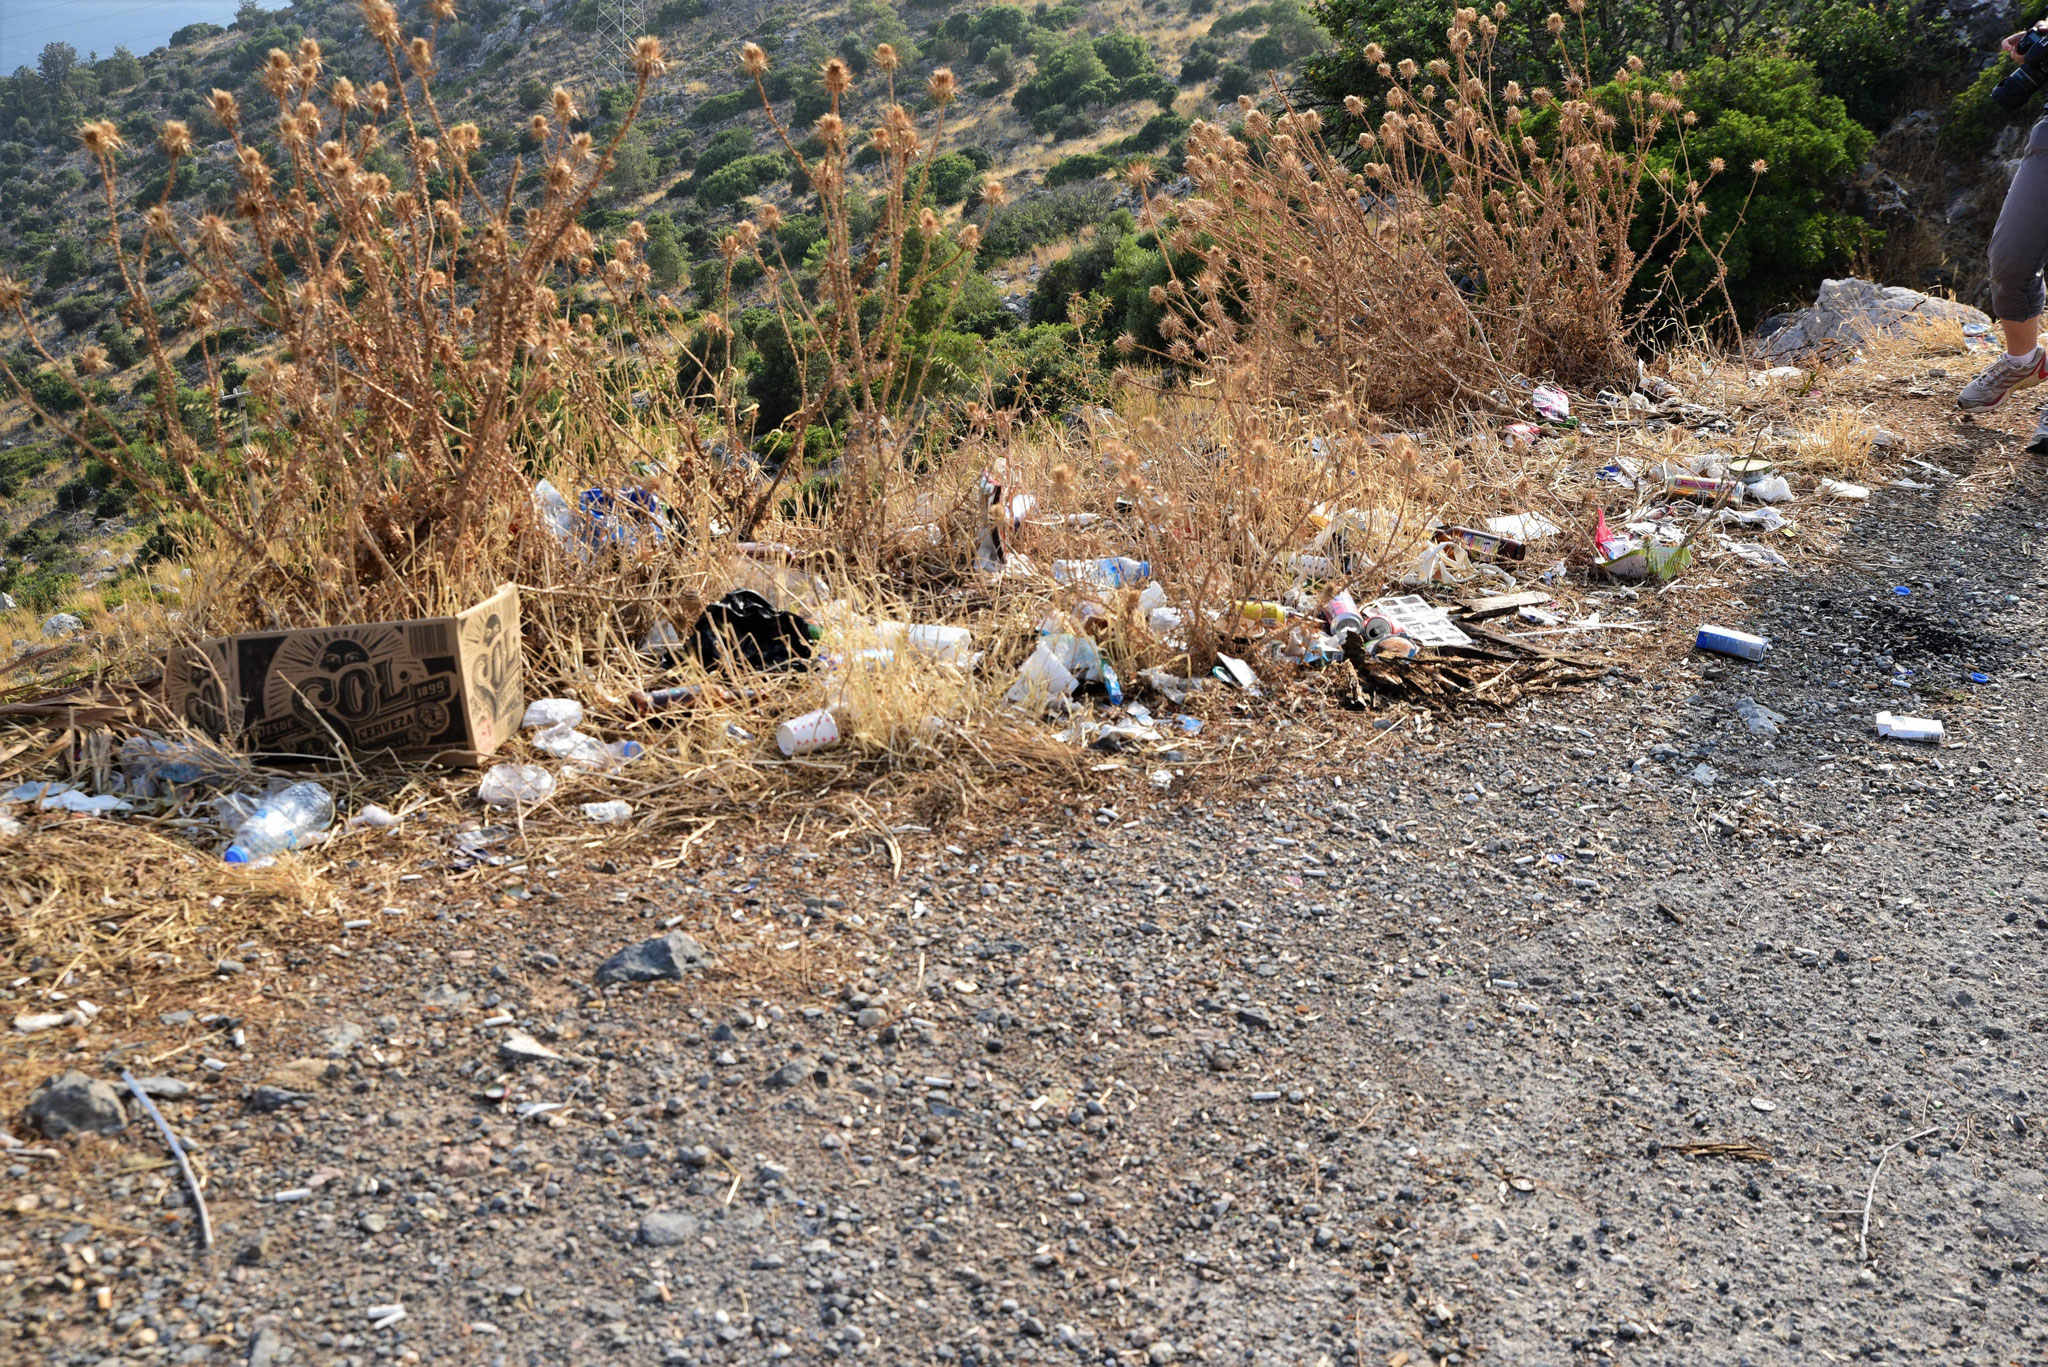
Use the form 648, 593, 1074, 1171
478, 764, 557, 806
223, 782, 335, 864
532, 723, 643, 770
521, 698, 584, 730
1734, 698, 1786, 738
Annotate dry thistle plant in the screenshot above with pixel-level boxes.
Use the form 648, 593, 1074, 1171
1143, 7, 1738, 420
0, 8, 708, 634
727, 43, 986, 551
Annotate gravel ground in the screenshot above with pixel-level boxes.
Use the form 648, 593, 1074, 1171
7, 405, 2048, 1366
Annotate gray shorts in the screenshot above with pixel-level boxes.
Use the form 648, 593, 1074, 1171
1989, 114, 2048, 321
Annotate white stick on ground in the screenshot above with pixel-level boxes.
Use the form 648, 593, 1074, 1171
121, 1070, 212, 1251
1860, 1125, 1940, 1263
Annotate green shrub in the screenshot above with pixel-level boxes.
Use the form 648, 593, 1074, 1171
1943, 59, 2024, 154
925, 151, 982, 204
645, 214, 683, 286
695, 127, 757, 180
1211, 3, 1279, 37
977, 182, 1117, 261
3, 566, 78, 614
1028, 210, 1137, 323
653, 0, 705, 25
691, 90, 754, 124
54, 293, 108, 332
1015, 37, 1118, 115
1117, 109, 1190, 153
97, 322, 141, 369
1045, 151, 1118, 187
1792, 0, 1963, 134
1213, 62, 1260, 100
988, 321, 1101, 412
56, 474, 97, 512
697, 153, 787, 206
1093, 32, 1152, 80
1794, 0, 1966, 133
26, 366, 84, 414
1635, 56, 1877, 318
1180, 38, 1225, 84
972, 5, 1033, 57
41, 238, 90, 290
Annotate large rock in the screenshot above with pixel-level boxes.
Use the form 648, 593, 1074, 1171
1759, 277, 1990, 358
594, 932, 713, 985
26, 1070, 126, 1138
638, 1210, 701, 1246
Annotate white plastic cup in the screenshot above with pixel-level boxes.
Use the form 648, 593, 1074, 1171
776, 708, 841, 756
904, 624, 972, 663
1005, 643, 1078, 706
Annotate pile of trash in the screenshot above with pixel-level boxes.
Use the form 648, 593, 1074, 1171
1, 359, 1965, 857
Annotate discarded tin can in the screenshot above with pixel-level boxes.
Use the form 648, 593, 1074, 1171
1597, 543, 1692, 582
1663, 475, 1742, 503
1372, 634, 1421, 661
1282, 553, 1335, 579
1727, 457, 1776, 484
1436, 526, 1526, 561
1361, 615, 1405, 645
1323, 591, 1365, 637
1696, 624, 1769, 661
1875, 711, 1943, 742
1231, 600, 1287, 622
631, 685, 706, 714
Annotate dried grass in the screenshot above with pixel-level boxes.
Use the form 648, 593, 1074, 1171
1784, 409, 1877, 478
0, 819, 328, 994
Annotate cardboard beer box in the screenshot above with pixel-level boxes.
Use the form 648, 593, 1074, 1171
163, 583, 524, 764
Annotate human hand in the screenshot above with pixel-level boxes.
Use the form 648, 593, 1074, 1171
2006, 30, 2030, 57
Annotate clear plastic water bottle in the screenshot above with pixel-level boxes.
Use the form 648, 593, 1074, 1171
1051, 557, 1152, 589
223, 782, 335, 864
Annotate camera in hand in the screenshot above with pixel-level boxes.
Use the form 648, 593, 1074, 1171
1994, 23, 2048, 111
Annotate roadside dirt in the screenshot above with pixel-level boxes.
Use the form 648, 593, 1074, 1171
6, 378, 2048, 1366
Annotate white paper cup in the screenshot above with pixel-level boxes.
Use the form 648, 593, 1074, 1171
776, 708, 841, 756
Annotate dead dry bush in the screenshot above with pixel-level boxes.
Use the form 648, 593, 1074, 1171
1147, 9, 1735, 419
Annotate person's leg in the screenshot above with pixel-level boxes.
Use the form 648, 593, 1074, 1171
1964, 114, 2048, 409
2004, 315, 2041, 358
1987, 114, 2048, 350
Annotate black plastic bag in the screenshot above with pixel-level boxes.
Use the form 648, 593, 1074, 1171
688, 590, 814, 673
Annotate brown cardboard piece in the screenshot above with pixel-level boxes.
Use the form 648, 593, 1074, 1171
163, 584, 524, 765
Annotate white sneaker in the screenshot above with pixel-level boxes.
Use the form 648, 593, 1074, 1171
1958, 348, 2047, 410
